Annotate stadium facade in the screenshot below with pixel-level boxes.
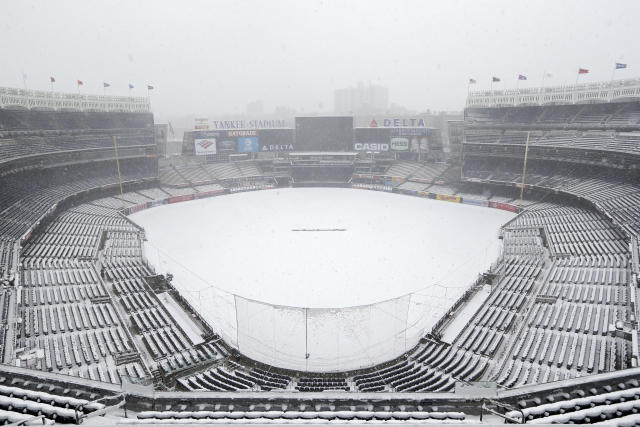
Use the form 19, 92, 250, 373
181, 116, 445, 162
0, 79, 639, 424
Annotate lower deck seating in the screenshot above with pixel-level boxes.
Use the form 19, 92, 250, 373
506, 386, 640, 424
296, 376, 349, 392
0, 373, 110, 424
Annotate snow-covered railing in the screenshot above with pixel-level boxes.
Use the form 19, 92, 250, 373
0, 384, 105, 412
0, 86, 150, 112
506, 388, 640, 424
466, 78, 640, 108
133, 410, 466, 422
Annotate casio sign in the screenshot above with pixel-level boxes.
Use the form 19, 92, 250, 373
354, 143, 389, 151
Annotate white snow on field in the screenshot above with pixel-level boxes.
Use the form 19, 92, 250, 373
132, 188, 514, 371
134, 188, 512, 307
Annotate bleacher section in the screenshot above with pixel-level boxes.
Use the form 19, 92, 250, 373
464, 128, 640, 155
465, 101, 640, 128
0, 159, 156, 240
461, 94, 640, 395
159, 156, 266, 188
0, 129, 153, 166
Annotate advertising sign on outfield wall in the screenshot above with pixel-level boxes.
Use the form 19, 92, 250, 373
237, 136, 259, 153
168, 195, 194, 204
129, 203, 148, 214
390, 137, 409, 151
193, 130, 222, 155
369, 118, 427, 127
194, 138, 217, 155
410, 136, 429, 153
217, 138, 236, 153
489, 201, 519, 212
261, 144, 294, 152
462, 198, 489, 207
194, 118, 209, 130
353, 142, 390, 151
436, 194, 461, 203
194, 189, 225, 199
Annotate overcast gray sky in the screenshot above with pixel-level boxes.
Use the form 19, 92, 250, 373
2, 0, 639, 120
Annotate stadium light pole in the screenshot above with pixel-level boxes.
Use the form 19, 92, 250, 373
519, 132, 531, 210
112, 136, 126, 210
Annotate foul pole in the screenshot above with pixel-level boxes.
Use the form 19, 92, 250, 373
519, 131, 531, 210
112, 136, 126, 210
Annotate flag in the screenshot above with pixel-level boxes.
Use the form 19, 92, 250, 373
128, 83, 134, 89
147, 84, 154, 90
50, 76, 55, 83
492, 76, 500, 82
168, 121, 175, 137
77, 80, 83, 86
578, 68, 589, 74
469, 78, 476, 84
545, 73, 552, 78
518, 74, 527, 80
616, 63, 627, 69
103, 82, 110, 88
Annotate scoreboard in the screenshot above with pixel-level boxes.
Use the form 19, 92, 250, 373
295, 116, 354, 151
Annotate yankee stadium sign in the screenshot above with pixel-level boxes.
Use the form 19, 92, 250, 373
211, 119, 288, 129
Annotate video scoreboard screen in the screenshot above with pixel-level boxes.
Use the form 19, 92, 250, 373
295, 116, 354, 151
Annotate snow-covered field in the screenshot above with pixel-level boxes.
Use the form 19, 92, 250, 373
131, 188, 514, 371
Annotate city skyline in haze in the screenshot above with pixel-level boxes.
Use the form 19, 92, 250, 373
2, 0, 639, 123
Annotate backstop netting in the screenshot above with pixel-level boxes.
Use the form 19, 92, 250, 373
150, 245, 464, 371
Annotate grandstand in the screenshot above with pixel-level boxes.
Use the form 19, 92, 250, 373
0, 80, 638, 424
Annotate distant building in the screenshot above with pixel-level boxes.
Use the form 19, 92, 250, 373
246, 100, 264, 115
334, 82, 389, 114
447, 120, 464, 162
154, 124, 169, 157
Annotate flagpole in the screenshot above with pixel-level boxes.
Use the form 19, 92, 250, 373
490, 79, 494, 106
541, 71, 546, 88
610, 63, 617, 85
